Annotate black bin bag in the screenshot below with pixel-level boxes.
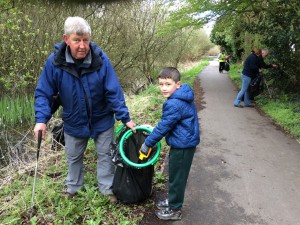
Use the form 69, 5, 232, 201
112, 127, 154, 204
113, 164, 154, 204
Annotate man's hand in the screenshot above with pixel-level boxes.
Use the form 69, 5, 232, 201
126, 120, 136, 133
34, 123, 46, 140
141, 143, 150, 155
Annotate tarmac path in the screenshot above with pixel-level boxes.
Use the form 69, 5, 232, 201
159, 59, 300, 225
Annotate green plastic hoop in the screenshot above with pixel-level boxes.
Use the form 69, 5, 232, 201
119, 125, 161, 169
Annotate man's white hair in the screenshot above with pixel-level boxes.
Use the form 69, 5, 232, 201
64, 16, 91, 36
262, 49, 269, 57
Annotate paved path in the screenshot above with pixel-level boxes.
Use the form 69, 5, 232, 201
164, 59, 300, 225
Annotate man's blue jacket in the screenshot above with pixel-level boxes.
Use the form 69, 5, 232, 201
34, 42, 131, 138
145, 84, 200, 149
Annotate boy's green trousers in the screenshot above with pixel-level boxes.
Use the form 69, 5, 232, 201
168, 147, 196, 210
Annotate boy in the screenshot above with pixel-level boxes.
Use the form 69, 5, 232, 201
141, 67, 200, 220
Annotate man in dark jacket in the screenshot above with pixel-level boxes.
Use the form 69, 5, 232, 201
248, 48, 278, 100
140, 67, 200, 220
33, 16, 135, 202
234, 48, 261, 107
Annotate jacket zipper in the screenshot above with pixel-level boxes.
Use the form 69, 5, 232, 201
79, 71, 92, 132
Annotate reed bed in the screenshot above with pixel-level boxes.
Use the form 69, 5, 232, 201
0, 95, 35, 126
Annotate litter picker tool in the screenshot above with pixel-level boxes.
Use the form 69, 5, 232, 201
30, 130, 42, 217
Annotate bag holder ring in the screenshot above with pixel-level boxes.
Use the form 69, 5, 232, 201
119, 125, 161, 169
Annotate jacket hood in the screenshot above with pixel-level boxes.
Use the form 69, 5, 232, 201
169, 84, 194, 103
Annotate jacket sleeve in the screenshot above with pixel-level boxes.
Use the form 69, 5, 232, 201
102, 54, 131, 124
145, 100, 181, 147
34, 56, 57, 123
259, 57, 273, 69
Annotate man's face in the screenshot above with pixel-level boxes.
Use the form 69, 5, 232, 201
262, 51, 269, 58
158, 78, 181, 98
63, 33, 90, 59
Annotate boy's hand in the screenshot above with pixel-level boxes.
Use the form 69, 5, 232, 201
141, 143, 150, 155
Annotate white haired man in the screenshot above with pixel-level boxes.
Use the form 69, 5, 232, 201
34, 16, 136, 203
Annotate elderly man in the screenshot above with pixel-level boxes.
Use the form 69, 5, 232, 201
34, 16, 135, 202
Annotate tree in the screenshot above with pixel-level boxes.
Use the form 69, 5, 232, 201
0, 0, 213, 96
168, 0, 300, 94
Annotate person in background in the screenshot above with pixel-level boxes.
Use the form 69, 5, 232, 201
33, 16, 135, 203
140, 67, 200, 220
226, 54, 232, 63
218, 50, 226, 73
248, 48, 278, 101
259, 49, 278, 69
234, 48, 262, 108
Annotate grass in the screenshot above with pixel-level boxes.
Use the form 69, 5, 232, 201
0, 59, 209, 225
180, 58, 210, 86
0, 95, 35, 126
228, 63, 300, 141
256, 97, 300, 139
1, 57, 299, 224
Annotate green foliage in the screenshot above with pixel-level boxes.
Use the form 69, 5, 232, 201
181, 59, 210, 86
0, 0, 213, 97
227, 64, 243, 88
153, 171, 167, 190
0, 59, 208, 224
155, 27, 214, 68
170, 0, 300, 94
0, 95, 34, 125
256, 97, 300, 138
0, 3, 56, 97
0, 146, 142, 225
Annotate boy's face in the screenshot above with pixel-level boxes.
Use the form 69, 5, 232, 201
158, 78, 181, 98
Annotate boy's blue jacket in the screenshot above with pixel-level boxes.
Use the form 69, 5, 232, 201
145, 84, 200, 148
34, 42, 131, 138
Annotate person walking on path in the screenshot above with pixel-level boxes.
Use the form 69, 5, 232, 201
218, 50, 226, 73
140, 67, 200, 221
33, 16, 135, 203
234, 48, 261, 108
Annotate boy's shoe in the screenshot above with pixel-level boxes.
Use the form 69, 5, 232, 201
155, 208, 182, 220
156, 199, 169, 210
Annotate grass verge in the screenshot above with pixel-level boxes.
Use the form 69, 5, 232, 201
0, 59, 209, 225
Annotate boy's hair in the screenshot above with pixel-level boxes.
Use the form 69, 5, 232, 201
158, 67, 180, 82
64, 16, 91, 36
